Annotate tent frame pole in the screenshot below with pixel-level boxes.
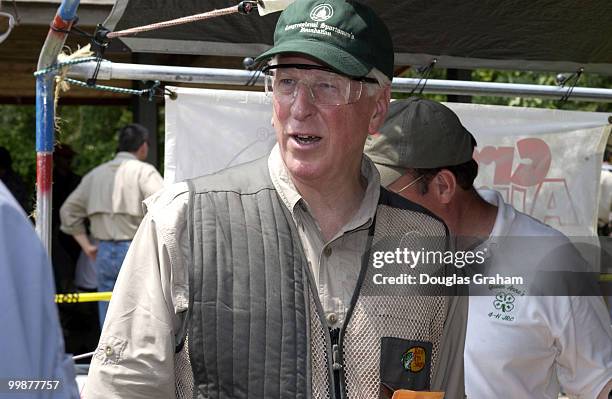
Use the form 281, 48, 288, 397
35, 0, 80, 252
66, 60, 612, 102
36, 53, 612, 251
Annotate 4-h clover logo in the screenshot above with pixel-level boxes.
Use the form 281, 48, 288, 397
493, 292, 515, 312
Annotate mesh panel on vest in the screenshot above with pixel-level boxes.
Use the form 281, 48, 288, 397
309, 290, 331, 399
175, 336, 194, 399
343, 297, 447, 398
343, 205, 448, 399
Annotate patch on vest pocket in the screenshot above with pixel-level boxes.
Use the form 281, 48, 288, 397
379, 337, 432, 393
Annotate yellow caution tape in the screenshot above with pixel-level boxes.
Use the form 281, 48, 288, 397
53, 275, 611, 304
55, 292, 112, 303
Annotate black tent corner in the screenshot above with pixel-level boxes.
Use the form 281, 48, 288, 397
104, 0, 612, 75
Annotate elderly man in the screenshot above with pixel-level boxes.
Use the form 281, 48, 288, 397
366, 97, 612, 399
84, 2, 467, 398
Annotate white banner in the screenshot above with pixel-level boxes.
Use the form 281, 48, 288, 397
164, 89, 277, 184
165, 87, 610, 243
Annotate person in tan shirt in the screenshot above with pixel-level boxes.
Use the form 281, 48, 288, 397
60, 123, 163, 325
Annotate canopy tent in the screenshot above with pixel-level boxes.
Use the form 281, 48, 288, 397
34, 0, 612, 252
103, 0, 612, 75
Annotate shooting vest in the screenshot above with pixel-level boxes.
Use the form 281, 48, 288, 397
179, 158, 467, 399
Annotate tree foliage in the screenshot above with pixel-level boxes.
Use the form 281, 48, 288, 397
469, 70, 612, 113
0, 105, 132, 201
55, 105, 133, 175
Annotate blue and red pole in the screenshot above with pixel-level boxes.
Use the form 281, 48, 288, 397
35, 0, 80, 252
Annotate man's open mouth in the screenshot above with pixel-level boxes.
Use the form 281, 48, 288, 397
292, 134, 321, 144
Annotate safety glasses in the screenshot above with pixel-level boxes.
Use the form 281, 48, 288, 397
263, 64, 379, 106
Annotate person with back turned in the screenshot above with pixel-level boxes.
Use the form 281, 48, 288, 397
60, 123, 163, 326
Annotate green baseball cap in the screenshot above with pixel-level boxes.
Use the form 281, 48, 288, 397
255, 0, 394, 80
365, 97, 478, 186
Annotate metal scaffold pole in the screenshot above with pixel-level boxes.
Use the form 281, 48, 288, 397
37, 48, 612, 253
35, 0, 81, 253
66, 60, 612, 102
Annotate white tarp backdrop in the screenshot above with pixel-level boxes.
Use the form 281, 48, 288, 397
165, 87, 611, 245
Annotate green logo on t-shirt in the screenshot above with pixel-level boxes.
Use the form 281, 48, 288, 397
493, 292, 515, 312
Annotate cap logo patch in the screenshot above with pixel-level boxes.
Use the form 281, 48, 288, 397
310, 4, 334, 21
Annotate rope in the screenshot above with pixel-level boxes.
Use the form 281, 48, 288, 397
33, 56, 100, 77
409, 58, 437, 97
73, 351, 95, 361
107, 4, 241, 39
62, 77, 160, 97
34, 55, 161, 99
559, 67, 584, 106
55, 291, 112, 304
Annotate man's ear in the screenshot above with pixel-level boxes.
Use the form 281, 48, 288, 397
368, 86, 391, 135
136, 141, 148, 160
433, 169, 456, 204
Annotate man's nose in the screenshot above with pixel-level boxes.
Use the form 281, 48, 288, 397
290, 83, 316, 119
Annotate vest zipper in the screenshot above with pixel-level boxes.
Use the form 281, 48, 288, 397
332, 221, 377, 399
330, 328, 342, 398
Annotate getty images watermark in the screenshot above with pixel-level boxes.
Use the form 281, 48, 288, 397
362, 235, 605, 297
370, 247, 523, 287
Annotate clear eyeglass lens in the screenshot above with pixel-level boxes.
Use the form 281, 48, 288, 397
265, 68, 362, 105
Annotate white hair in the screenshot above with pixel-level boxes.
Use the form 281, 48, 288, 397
364, 67, 391, 96
267, 55, 391, 97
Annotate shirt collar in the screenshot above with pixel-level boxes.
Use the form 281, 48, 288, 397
345, 155, 380, 232
268, 144, 380, 232
268, 144, 302, 212
474, 188, 516, 256
115, 152, 138, 161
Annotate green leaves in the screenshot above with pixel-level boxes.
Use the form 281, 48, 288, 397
0, 105, 132, 205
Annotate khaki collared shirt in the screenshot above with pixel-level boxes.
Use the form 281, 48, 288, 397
268, 145, 380, 326
84, 145, 380, 398
60, 152, 163, 240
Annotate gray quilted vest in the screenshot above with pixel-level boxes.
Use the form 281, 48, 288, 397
182, 157, 467, 399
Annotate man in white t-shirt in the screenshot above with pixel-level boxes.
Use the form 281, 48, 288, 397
365, 97, 612, 399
